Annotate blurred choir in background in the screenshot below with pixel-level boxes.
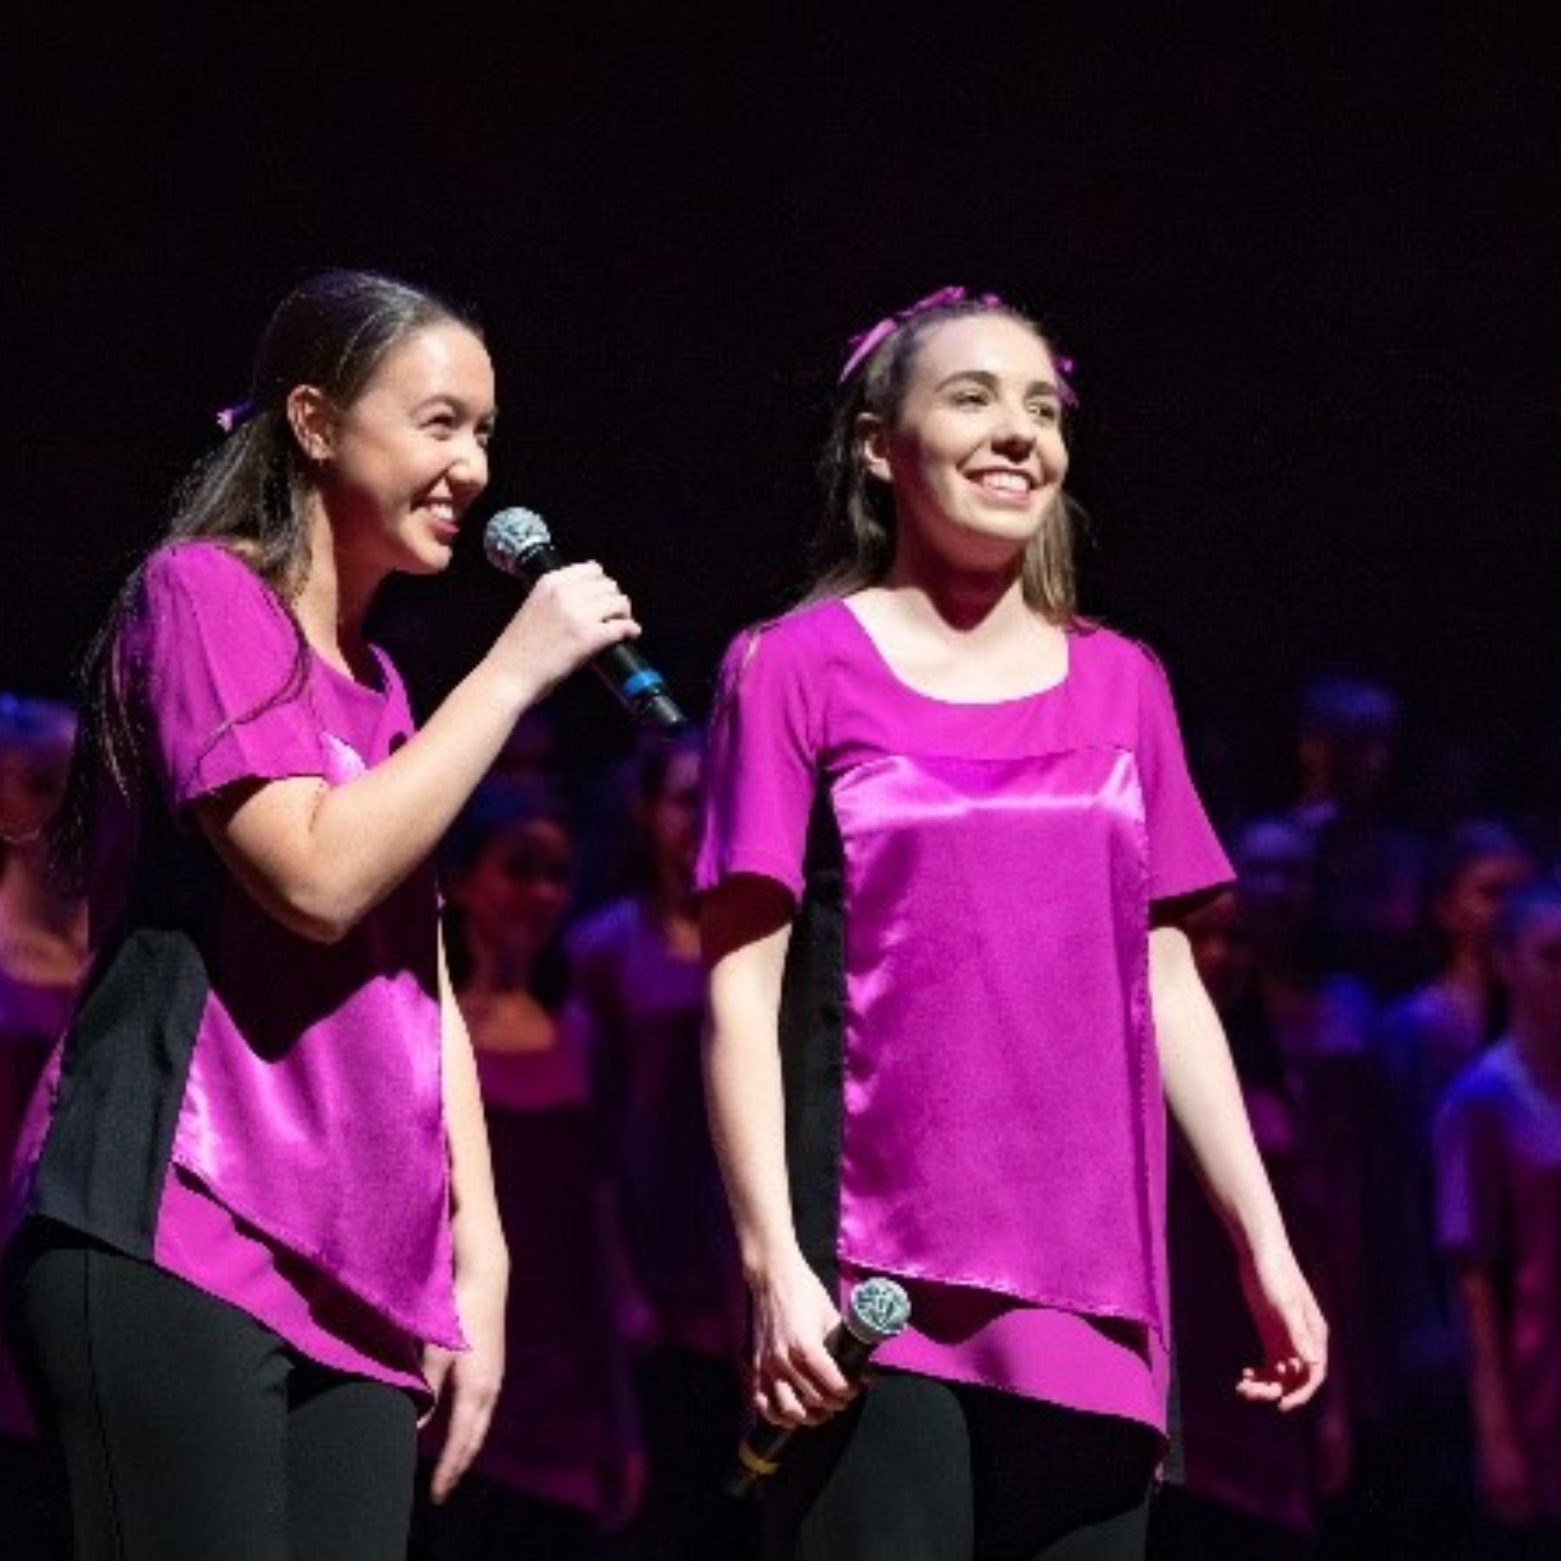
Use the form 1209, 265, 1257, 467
3, 668, 1560, 1559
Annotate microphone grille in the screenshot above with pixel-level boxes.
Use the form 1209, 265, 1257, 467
845, 1276, 912, 1344
484, 507, 552, 574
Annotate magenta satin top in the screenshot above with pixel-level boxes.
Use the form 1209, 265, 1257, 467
12, 542, 459, 1396
694, 599, 1232, 1432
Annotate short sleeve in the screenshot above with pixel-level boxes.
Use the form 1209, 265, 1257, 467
122, 543, 326, 810
694, 621, 822, 904
1434, 1077, 1507, 1268
1133, 646, 1233, 903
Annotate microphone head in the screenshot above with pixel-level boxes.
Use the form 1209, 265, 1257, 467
843, 1276, 912, 1346
484, 506, 553, 576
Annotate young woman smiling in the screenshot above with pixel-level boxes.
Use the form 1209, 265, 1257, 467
697, 288, 1328, 1560
1, 268, 641, 1558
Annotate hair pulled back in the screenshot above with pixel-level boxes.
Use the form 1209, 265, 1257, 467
807, 296, 1083, 622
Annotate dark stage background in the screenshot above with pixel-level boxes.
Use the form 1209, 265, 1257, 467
5, 5, 1560, 812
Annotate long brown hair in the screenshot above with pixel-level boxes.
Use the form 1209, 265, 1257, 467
805, 295, 1084, 621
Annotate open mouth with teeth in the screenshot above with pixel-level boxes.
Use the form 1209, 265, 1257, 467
969, 470, 1034, 498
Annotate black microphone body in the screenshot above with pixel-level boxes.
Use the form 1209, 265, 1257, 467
483, 508, 688, 733
725, 1276, 912, 1499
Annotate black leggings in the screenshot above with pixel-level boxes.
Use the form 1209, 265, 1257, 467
3, 1223, 417, 1560
758, 1371, 1158, 1561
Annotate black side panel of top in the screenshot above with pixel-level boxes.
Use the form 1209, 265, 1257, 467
29, 924, 211, 1260
28, 765, 226, 1256
777, 783, 847, 1292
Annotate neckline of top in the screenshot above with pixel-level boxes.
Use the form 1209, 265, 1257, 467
307, 641, 389, 700
828, 597, 1074, 709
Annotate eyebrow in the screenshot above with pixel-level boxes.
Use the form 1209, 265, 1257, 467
412, 393, 498, 422
932, 369, 1062, 398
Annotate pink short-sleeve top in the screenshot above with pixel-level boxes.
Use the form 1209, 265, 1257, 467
10, 542, 459, 1398
695, 599, 1232, 1432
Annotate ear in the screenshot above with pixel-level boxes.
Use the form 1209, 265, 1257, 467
857, 412, 892, 484
285, 385, 337, 463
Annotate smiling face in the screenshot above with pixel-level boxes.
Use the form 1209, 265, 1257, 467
295, 321, 496, 579
862, 314, 1069, 578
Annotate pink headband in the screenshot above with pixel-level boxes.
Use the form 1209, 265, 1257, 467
838, 285, 1077, 405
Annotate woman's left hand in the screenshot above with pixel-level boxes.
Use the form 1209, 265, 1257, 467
422, 1261, 508, 1503
1234, 1237, 1329, 1412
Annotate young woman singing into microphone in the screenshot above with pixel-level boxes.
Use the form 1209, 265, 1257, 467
1, 267, 641, 1558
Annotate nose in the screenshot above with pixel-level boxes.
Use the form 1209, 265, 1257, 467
449, 432, 489, 493
989, 395, 1039, 453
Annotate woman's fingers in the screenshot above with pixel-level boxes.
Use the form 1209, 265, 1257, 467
747, 1258, 862, 1428
752, 1338, 858, 1427
1234, 1323, 1327, 1411
1236, 1348, 1325, 1411
758, 1376, 815, 1427
429, 1369, 500, 1503
1236, 1247, 1329, 1413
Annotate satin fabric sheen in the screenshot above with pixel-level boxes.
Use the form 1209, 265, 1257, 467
695, 600, 1234, 1432
834, 746, 1165, 1339
10, 544, 462, 1372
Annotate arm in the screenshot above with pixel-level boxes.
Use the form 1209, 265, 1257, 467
700, 875, 855, 1428
422, 927, 510, 1504
194, 565, 637, 942
1150, 914, 1328, 1411
1453, 1262, 1534, 1526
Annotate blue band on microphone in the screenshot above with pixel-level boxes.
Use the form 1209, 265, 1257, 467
620, 669, 665, 698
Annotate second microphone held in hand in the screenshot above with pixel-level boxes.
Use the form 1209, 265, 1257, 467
725, 1275, 912, 1498
484, 506, 688, 733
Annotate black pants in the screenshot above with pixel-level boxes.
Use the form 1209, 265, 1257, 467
758, 1371, 1158, 1561
3, 1222, 417, 1560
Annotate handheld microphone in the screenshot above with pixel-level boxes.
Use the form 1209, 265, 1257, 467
483, 507, 688, 733
724, 1276, 912, 1499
